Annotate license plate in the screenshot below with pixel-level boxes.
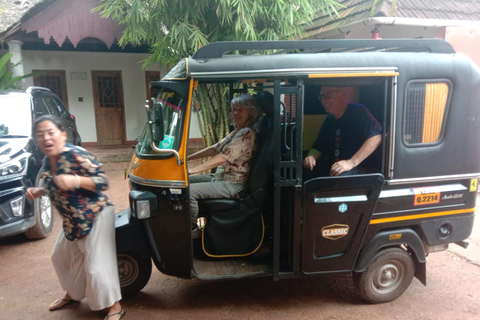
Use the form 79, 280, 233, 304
414, 192, 440, 206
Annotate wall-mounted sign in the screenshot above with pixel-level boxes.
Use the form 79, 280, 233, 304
70, 72, 87, 80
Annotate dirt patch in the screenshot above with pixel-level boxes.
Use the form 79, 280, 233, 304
1, 163, 479, 320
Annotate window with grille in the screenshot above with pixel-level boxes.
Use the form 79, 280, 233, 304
33, 70, 69, 109
404, 81, 451, 145
97, 76, 121, 109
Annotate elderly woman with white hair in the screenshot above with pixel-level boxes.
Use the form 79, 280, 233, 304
187, 93, 260, 237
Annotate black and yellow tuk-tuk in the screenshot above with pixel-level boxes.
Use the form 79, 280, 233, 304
114, 39, 479, 303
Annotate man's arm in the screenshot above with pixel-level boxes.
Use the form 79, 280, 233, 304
303, 149, 322, 171
303, 117, 330, 171
330, 134, 382, 176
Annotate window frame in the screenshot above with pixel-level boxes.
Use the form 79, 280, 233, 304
33, 70, 69, 110
402, 79, 453, 148
135, 87, 187, 159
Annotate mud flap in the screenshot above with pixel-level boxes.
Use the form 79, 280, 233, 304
115, 209, 152, 259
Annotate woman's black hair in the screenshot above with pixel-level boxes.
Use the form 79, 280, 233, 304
34, 115, 66, 133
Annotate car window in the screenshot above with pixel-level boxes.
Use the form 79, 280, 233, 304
43, 96, 66, 116
0, 96, 32, 137
32, 97, 49, 118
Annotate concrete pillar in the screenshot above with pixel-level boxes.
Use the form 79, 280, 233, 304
7, 40, 25, 89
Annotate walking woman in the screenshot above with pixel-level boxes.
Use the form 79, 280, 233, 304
26, 115, 125, 320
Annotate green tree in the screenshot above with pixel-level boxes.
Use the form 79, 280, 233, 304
97, 0, 342, 146
0, 53, 42, 90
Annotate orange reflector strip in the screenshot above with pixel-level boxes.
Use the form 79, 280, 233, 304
370, 208, 475, 225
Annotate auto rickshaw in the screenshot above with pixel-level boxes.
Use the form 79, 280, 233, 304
114, 39, 479, 303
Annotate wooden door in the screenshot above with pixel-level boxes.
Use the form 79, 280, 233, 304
33, 70, 69, 109
91, 71, 125, 146
145, 71, 161, 101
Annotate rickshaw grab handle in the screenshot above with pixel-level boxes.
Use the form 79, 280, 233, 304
146, 120, 184, 165
149, 139, 183, 165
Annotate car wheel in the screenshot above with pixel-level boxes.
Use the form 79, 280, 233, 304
117, 252, 152, 296
25, 194, 54, 239
353, 247, 415, 304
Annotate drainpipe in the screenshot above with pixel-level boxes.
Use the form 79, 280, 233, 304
310, 17, 480, 39
7, 40, 25, 89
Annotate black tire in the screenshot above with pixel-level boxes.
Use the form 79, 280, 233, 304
353, 247, 415, 304
25, 194, 53, 239
117, 252, 152, 296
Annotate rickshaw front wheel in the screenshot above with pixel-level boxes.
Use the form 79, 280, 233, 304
353, 247, 415, 304
117, 252, 152, 296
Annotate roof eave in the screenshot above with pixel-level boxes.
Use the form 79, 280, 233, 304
308, 17, 480, 39
0, 24, 22, 43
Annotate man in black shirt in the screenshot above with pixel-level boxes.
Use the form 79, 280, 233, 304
303, 87, 382, 177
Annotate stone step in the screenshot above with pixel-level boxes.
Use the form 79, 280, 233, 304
87, 146, 135, 163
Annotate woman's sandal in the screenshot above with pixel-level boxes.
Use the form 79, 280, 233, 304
104, 308, 126, 320
49, 298, 78, 311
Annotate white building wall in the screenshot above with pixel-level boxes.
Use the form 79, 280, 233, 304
21, 50, 202, 143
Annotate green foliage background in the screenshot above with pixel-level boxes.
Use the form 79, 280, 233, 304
97, 0, 342, 146
0, 53, 42, 90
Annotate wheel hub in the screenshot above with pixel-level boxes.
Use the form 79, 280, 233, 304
373, 262, 404, 294
117, 254, 139, 287
40, 196, 52, 228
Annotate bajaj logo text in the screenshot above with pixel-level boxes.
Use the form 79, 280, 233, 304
321, 224, 349, 240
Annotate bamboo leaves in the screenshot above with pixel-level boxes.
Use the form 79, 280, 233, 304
96, 0, 343, 145
97, 0, 342, 66
0, 53, 44, 90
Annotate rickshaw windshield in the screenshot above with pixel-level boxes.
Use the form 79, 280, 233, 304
137, 88, 186, 155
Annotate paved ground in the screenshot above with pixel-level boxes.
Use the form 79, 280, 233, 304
0, 159, 479, 320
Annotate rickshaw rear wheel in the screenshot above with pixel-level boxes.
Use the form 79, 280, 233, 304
117, 252, 152, 296
353, 247, 415, 304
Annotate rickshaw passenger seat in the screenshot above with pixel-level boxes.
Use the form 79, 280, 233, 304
197, 91, 274, 213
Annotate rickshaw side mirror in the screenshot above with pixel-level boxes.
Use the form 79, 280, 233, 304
152, 101, 165, 142
129, 190, 158, 219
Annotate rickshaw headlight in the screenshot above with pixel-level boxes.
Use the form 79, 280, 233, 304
129, 190, 158, 219
136, 200, 151, 219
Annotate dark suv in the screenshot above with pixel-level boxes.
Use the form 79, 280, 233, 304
0, 87, 81, 239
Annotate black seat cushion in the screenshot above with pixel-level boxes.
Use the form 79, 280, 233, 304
202, 208, 264, 257
198, 199, 240, 212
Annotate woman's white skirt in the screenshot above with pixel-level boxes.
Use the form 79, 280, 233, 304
51, 205, 122, 311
